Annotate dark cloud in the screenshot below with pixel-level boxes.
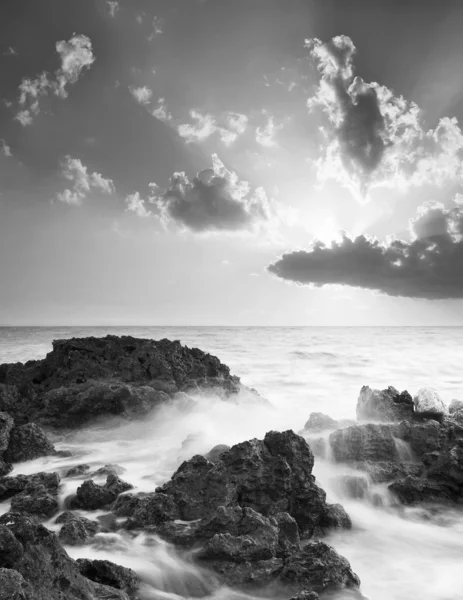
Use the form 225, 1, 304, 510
268, 200, 463, 299
154, 154, 272, 233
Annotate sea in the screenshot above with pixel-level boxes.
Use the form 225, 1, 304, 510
1, 326, 463, 600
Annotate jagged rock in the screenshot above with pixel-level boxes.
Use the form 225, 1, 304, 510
105, 474, 133, 495
65, 464, 90, 478
92, 464, 124, 477
329, 424, 398, 463
72, 480, 116, 510
0, 567, 31, 600
204, 444, 230, 463
320, 503, 352, 531
0, 336, 254, 427
357, 386, 414, 422
10, 484, 59, 518
0, 472, 60, 502
156, 430, 333, 538
111, 493, 142, 518
449, 399, 463, 414
0, 512, 130, 600
280, 541, 360, 593
289, 592, 319, 600
388, 476, 454, 504
125, 492, 180, 528
272, 512, 300, 554
4, 423, 55, 463
304, 413, 338, 431
0, 525, 24, 566
0, 461, 12, 477
56, 511, 99, 545
413, 388, 448, 421
77, 559, 139, 594
0, 412, 14, 455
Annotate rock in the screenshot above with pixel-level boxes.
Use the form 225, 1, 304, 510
72, 480, 117, 510
56, 511, 99, 545
357, 386, 414, 422
320, 503, 352, 531
0, 460, 12, 477
65, 464, 91, 478
449, 399, 463, 414
111, 493, 142, 518
388, 476, 454, 504
0, 525, 24, 566
156, 430, 332, 537
289, 593, 319, 600
92, 464, 124, 477
10, 484, 59, 518
0, 512, 130, 600
0, 412, 14, 456
204, 444, 230, 463
105, 474, 133, 495
125, 492, 180, 528
413, 388, 448, 421
329, 424, 398, 463
304, 413, 338, 431
0, 385, 30, 425
0, 472, 60, 502
77, 558, 139, 594
272, 512, 300, 555
0, 567, 31, 600
4, 423, 55, 463
280, 540, 360, 593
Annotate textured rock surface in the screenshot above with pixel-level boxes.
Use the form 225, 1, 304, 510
71, 475, 132, 510
413, 388, 448, 420
357, 386, 414, 422
77, 559, 139, 594
56, 511, 99, 545
304, 413, 339, 432
330, 424, 399, 463
4, 423, 55, 463
0, 472, 60, 503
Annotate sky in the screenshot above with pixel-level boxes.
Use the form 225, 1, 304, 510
1, 0, 463, 326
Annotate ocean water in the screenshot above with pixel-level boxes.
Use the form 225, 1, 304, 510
1, 326, 463, 600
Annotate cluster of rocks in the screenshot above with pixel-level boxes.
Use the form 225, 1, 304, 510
0, 336, 363, 600
305, 385, 463, 505
0, 335, 263, 428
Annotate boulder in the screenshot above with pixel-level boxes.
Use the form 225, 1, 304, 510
0, 512, 130, 600
92, 464, 124, 477
0, 567, 31, 600
77, 558, 139, 594
357, 386, 414, 422
65, 464, 90, 478
0, 472, 60, 503
0, 461, 12, 477
329, 424, 398, 463
204, 444, 231, 463
304, 413, 338, 432
125, 492, 180, 529
449, 399, 463, 414
4, 423, 55, 463
319, 503, 352, 531
105, 474, 133, 495
413, 388, 448, 421
0, 412, 14, 455
388, 476, 454, 504
10, 484, 59, 518
56, 511, 99, 545
72, 480, 116, 511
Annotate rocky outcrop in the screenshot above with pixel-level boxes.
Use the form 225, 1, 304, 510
56, 512, 99, 545
71, 474, 133, 510
4, 423, 55, 463
356, 386, 414, 422
0, 336, 260, 427
0, 512, 130, 599
330, 424, 399, 463
76, 559, 139, 595
413, 388, 448, 421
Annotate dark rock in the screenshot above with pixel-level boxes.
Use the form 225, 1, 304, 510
105, 474, 133, 495
304, 413, 338, 432
10, 485, 59, 518
0, 472, 60, 502
125, 492, 180, 528
330, 424, 399, 463
280, 540, 360, 593
65, 464, 90, 478
289, 593, 319, 600
357, 386, 414, 422
388, 476, 455, 504
4, 424, 55, 463
0, 567, 31, 600
320, 503, 352, 531
449, 399, 463, 414
0, 525, 24, 566
77, 558, 139, 594
272, 512, 300, 554
204, 444, 230, 463
0, 385, 30, 425
72, 480, 116, 510
111, 493, 141, 518
0, 461, 12, 477
92, 464, 124, 477
0, 512, 130, 600
56, 511, 99, 545
0, 412, 14, 456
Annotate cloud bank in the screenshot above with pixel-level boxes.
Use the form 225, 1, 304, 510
306, 35, 463, 199
15, 34, 94, 126
56, 156, 114, 205
177, 110, 248, 145
268, 198, 463, 299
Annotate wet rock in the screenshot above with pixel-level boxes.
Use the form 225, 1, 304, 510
0, 472, 60, 502
92, 464, 125, 477
72, 480, 116, 510
10, 485, 59, 518
320, 503, 352, 531
0, 512, 130, 600
105, 474, 133, 495
388, 476, 454, 504
272, 512, 300, 554
209, 557, 284, 587
125, 492, 180, 528
111, 492, 141, 518
0, 385, 30, 425
0, 525, 24, 566
0, 567, 31, 600
4, 423, 55, 463
357, 386, 414, 422
77, 558, 139, 594
280, 540, 360, 593
413, 388, 448, 421
0, 460, 12, 477
204, 444, 230, 463
329, 424, 398, 463
289, 593, 319, 600
304, 413, 338, 432
56, 511, 99, 545
65, 464, 91, 478
0, 412, 14, 455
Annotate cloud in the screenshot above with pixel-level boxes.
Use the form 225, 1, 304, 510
256, 114, 285, 148
268, 198, 463, 299
15, 34, 94, 126
306, 35, 463, 200
125, 191, 151, 217
56, 156, 114, 205
0, 139, 12, 157
152, 97, 172, 122
151, 154, 273, 233
148, 16, 164, 40
106, 1, 119, 17
177, 110, 248, 145
3, 46, 17, 56
129, 85, 152, 106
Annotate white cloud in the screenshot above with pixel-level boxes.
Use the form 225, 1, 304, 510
256, 114, 285, 148
56, 156, 114, 205
306, 35, 463, 200
0, 139, 12, 157
152, 98, 172, 122
106, 1, 119, 17
125, 192, 151, 217
148, 16, 164, 40
3, 46, 17, 56
177, 110, 248, 145
15, 34, 94, 126
129, 85, 153, 106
